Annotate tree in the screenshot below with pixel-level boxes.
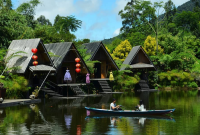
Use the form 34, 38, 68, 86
143, 35, 163, 56
54, 15, 82, 32
37, 15, 52, 26
83, 39, 90, 43
118, 0, 156, 37
164, 0, 176, 25
34, 24, 61, 44
0, 8, 34, 48
0, 0, 12, 10
174, 11, 200, 38
16, 0, 40, 28
111, 40, 132, 62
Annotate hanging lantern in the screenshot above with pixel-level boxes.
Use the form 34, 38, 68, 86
76, 63, 81, 68
75, 68, 81, 73
75, 58, 80, 63
32, 55, 38, 60
33, 61, 38, 66
31, 48, 38, 54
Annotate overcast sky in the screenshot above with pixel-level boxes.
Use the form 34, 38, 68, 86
12, 0, 189, 41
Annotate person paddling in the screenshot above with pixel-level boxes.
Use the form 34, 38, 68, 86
110, 98, 122, 110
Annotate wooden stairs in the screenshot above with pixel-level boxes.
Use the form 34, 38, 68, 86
98, 80, 112, 92
70, 85, 86, 95
39, 79, 64, 98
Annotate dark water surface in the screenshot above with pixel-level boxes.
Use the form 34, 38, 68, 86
1, 90, 200, 135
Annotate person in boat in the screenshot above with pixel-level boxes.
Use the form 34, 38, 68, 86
137, 100, 146, 111
110, 98, 122, 110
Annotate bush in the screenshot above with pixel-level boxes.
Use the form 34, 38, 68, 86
0, 75, 30, 99
188, 82, 198, 88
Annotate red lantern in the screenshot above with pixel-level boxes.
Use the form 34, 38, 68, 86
75, 58, 80, 63
32, 55, 38, 60
31, 48, 38, 54
75, 68, 81, 73
33, 61, 38, 66
76, 63, 81, 68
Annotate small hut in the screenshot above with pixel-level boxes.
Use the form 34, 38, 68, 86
44, 42, 90, 84
5, 38, 56, 95
83, 41, 119, 78
120, 46, 156, 91
82, 42, 119, 92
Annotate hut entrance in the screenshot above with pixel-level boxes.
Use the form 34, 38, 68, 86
94, 63, 101, 78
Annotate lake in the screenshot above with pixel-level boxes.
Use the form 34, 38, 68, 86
0, 90, 200, 135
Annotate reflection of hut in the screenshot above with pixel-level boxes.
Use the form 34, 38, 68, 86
82, 42, 119, 92
5, 39, 56, 95
44, 42, 90, 84
120, 46, 156, 91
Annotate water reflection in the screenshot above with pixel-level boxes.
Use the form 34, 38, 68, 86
0, 90, 200, 135
64, 115, 72, 129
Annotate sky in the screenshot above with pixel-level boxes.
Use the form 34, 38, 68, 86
11, 0, 189, 41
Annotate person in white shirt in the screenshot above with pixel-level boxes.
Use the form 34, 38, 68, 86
110, 98, 122, 110
137, 100, 146, 111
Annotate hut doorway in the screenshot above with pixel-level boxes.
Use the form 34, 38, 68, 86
94, 63, 101, 78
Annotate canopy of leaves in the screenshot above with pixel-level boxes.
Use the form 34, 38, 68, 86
54, 15, 82, 32
143, 35, 163, 56
111, 40, 132, 62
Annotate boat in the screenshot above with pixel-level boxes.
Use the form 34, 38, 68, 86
85, 107, 175, 115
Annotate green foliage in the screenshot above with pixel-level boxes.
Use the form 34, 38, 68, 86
111, 39, 132, 62
143, 35, 164, 56
77, 47, 100, 74
34, 24, 61, 43
16, 0, 40, 28
105, 38, 122, 53
0, 75, 30, 98
54, 15, 82, 32
174, 11, 199, 33
158, 70, 195, 88
188, 82, 198, 88
37, 15, 52, 26
113, 70, 140, 91
118, 0, 156, 37
0, 8, 34, 48
32, 86, 39, 97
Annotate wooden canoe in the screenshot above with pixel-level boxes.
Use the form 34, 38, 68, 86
85, 107, 175, 115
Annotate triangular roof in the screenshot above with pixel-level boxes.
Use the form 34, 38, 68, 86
120, 46, 156, 71
83, 41, 119, 70
5, 38, 54, 74
44, 42, 90, 73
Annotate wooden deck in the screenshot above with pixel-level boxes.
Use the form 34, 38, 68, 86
90, 78, 114, 81
58, 83, 87, 86
0, 99, 41, 108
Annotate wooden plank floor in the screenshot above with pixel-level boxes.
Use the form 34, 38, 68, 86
58, 83, 86, 86
0, 99, 41, 108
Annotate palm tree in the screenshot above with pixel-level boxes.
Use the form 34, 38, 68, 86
54, 15, 82, 33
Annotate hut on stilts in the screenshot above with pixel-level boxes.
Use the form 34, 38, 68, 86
5, 38, 60, 98
120, 46, 157, 91
82, 42, 119, 93
44, 42, 91, 96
